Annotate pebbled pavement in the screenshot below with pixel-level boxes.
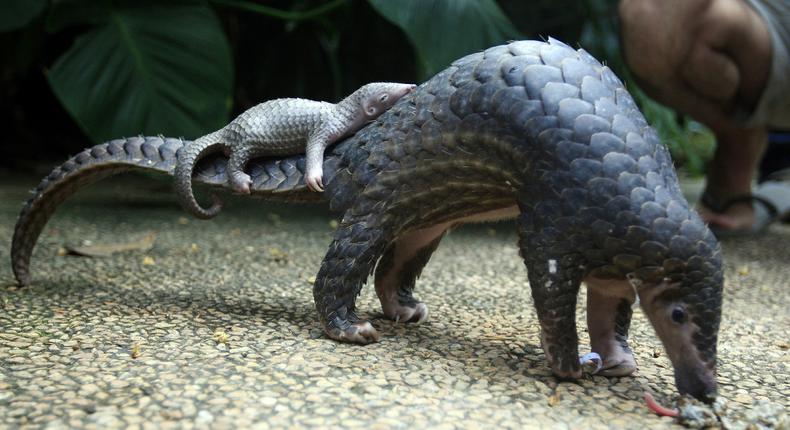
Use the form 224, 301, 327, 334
1, 173, 788, 429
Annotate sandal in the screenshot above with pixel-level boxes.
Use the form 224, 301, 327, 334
755, 178, 790, 223
699, 190, 779, 237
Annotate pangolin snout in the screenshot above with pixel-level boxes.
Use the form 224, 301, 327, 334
675, 365, 717, 403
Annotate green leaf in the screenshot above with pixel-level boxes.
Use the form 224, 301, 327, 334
367, 0, 521, 78
45, 0, 111, 33
47, 1, 233, 143
0, 0, 47, 32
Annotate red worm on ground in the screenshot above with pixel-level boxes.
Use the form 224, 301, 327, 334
644, 392, 679, 417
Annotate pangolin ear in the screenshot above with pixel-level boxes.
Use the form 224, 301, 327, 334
363, 98, 378, 117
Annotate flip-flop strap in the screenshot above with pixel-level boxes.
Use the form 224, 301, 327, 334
700, 190, 779, 218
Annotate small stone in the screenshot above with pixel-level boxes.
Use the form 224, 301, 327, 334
207, 398, 229, 406
110, 380, 130, 389
182, 401, 197, 417
213, 330, 229, 344
9, 408, 26, 417
79, 384, 99, 395
122, 407, 141, 416
734, 394, 753, 404
196, 410, 214, 424
131, 343, 141, 359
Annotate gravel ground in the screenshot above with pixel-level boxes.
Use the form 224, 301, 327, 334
0, 173, 788, 429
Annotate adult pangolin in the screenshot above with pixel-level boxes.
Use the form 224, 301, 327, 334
11, 38, 723, 401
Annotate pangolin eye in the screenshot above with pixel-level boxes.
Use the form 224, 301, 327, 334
379, 94, 389, 102
671, 307, 686, 324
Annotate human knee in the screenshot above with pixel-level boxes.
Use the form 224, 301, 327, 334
618, 0, 660, 29
618, 0, 712, 82
619, 0, 712, 28
618, 0, 672, 81
682, 42, 740, 103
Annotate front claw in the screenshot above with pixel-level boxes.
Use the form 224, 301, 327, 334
383, 302, 429, 324
305, 171, 324, 192
588, 339, 637, 377
325, 321, 380, 344
230, 172, 253, 194
552, 365, 583, 381
596, 355, 637, 377
541, 334, 583, 380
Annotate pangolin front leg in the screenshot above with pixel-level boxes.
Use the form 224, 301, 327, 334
374, 224, 450, 324
303, 130, 331, 192
518, 214, 584, 379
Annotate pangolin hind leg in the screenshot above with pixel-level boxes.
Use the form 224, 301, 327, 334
374, 224, 451, 324
585, 278, 638, 376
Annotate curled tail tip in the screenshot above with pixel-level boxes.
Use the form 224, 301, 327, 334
189, 192, 224, 220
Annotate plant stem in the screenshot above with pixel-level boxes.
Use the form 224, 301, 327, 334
209, 0, 347, 21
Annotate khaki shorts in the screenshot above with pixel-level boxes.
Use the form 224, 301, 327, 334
744, 0, 790, 128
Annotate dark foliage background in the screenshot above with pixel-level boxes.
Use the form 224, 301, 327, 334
0, 0, 713, 174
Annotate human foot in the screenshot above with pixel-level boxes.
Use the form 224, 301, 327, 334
697, 190, 777, 234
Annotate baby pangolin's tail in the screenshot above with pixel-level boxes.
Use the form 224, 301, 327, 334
173, 131, 225, 219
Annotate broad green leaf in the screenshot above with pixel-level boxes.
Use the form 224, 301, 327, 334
45, 0, 111, 33
368, 0, 521, 78
47, 2, 233, 143
0, 0, 47, 32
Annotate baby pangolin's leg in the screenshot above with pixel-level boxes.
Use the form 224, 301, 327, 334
227, 144, 256, 194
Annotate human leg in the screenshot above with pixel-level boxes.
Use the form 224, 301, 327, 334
619, 0, 774, 231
